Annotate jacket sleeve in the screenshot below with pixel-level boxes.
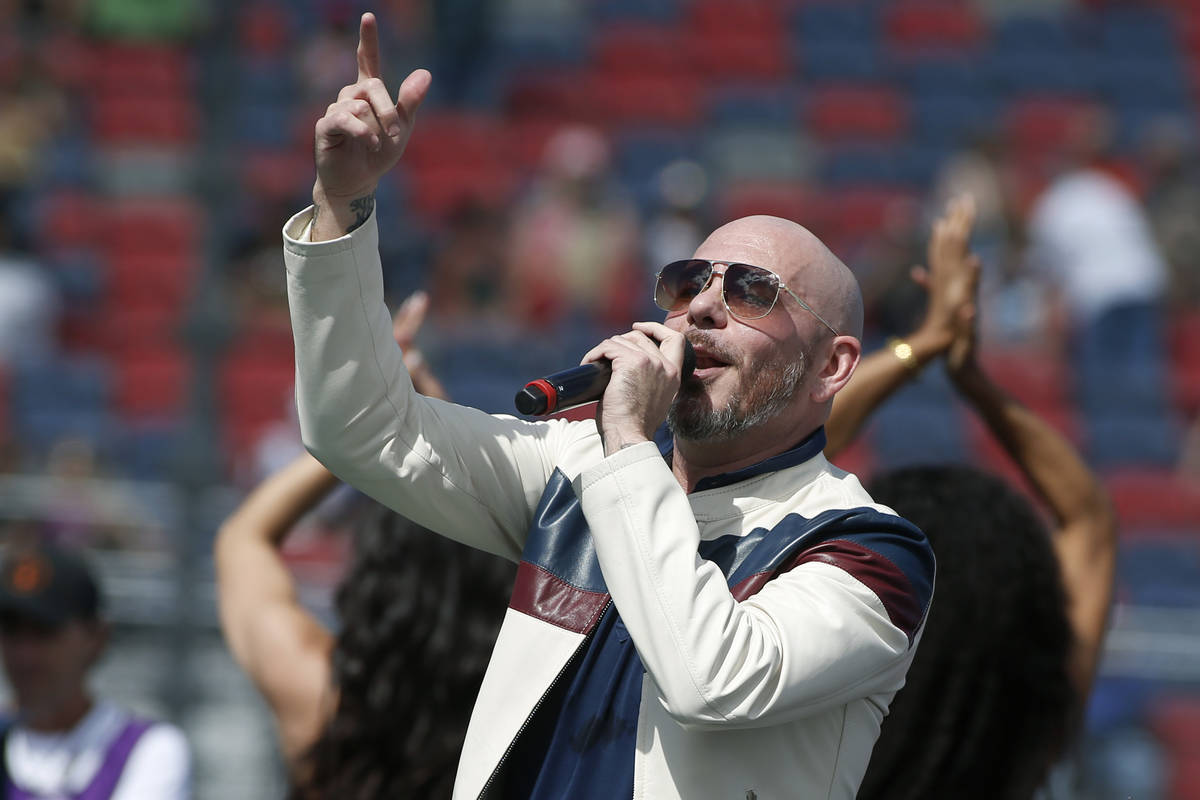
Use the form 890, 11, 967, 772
282, 206, 585, 560
579, 442, 929, 728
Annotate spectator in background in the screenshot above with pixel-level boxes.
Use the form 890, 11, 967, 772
0, 539, 192, 799
1026, 107, 1169, 376
216, 291, 515, 798
0, 211, 58, 367
506, 124, 641, 335
827, 197, 1117, 799
1139, 116, 1200, 311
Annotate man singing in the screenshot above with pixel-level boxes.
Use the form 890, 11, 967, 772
281, 13, 933, 799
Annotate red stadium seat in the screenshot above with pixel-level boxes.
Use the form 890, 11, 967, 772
503, 71, 592, 125
91, 94, 200, 145
406, 163, 517, 225
403, 112, 513, 172
590, 72, 704, 129
219, 348, 296, 460
36, 191, 101, 251
1003, 96, 1095, 161
884, 2, 984, 52
93, 308, 182, 356
685, 30, 791, 83
241, 147, 313, 202
101, 198, 205, 259
1169, 312, 1200, 415
1105, 469, 1200, 531
593, 24, 693, 81
805, 85, 910, 142
827, 185, 920, 240
103, 250, 200, 313
91, 44, 192, 95
114, 347, 190, 419
686, 0, 784, 38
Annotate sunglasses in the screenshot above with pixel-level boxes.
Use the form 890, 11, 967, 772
654, 259, 840, 334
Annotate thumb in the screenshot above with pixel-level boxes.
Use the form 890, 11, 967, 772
396, 69, 432, 123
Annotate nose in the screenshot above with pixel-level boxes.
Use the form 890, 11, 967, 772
686, 268, 729, 329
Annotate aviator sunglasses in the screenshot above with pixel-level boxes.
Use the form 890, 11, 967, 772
654, 259, 840, 335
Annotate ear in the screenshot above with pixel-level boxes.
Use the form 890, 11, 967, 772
810, 335, 861, 404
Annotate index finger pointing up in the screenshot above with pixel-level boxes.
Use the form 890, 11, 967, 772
357, 12, 382, 80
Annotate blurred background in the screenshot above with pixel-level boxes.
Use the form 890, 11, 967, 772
0, 0, 1198, 796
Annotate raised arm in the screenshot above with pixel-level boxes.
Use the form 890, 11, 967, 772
825, 196, 980, 457
215, 295, 448, 763
215, 454, 339, 763
946, 317, 1116, 708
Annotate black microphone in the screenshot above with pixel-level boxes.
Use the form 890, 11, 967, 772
515, 340, 697, 416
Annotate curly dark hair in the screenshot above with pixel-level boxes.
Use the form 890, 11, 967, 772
857, 465, 1076, 800
289, 503, 516, 800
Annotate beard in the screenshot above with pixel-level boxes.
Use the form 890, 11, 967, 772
668, 338, 808, 442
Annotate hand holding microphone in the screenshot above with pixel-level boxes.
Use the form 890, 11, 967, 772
516, 338, 696, 416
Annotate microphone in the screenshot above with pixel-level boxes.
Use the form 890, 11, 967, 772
515, 340, 696, 416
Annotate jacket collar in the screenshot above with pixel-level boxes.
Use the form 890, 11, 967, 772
652, 424, 828, 492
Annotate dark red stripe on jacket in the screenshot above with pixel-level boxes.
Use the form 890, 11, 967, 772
510, 560, 610, 634
731, 539, 925, 643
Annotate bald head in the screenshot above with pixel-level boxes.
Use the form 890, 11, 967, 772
694, 215, 863, 339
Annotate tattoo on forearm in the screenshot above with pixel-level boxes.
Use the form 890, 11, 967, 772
347, 194, 375, 233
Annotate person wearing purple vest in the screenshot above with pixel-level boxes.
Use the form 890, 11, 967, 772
0, 540, 191, 799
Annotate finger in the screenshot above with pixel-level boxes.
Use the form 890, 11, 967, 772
316, 110, 380, 152
392, 290, 429, 347
357, 12, 382, 81
631, 321, 687, 372
396, 68, 433, 123
357, 77, 403, 140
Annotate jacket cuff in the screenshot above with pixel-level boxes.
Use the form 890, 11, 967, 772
281, 205, 378, 275
580, 440, 665, 493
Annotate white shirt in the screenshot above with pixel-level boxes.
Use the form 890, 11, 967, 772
1028, 167, 1167, 323
5, 701, 191, 799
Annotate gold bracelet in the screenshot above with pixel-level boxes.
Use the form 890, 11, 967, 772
887, 337, 921, 374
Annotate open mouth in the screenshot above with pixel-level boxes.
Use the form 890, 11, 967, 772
690, 347, 732, 375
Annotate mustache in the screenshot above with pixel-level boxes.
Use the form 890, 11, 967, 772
684, 330, 738, 366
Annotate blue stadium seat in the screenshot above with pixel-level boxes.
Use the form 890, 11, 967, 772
794, 3, 879, 44
590, 0, 680, 24
705, 85, 802, 128
797, 40, 886, 82
910, 93, 999, 146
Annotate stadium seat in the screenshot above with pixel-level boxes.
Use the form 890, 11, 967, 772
91, 94, 201, 146
884, 2, 983, 54
805, 85, 910, 142
686, 30, 791, 83
113, 347, 190, 420
403, 112, 513, 172
34, 190, 100, 251
704, 84, 801, 128
590, 72, 704, 129
796, 39, 885, 82
1106, 469, 1200, 530
715, 181, 823, 229
1169, 312, 1200, 416
91, 44, 193, 96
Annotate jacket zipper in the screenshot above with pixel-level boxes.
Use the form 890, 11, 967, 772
477, 600, 612, 799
